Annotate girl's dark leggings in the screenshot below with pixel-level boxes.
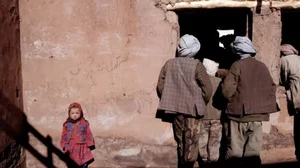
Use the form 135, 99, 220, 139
68, 163, 87, 168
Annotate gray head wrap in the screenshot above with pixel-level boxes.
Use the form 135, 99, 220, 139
281, 44, 299, 56
230, 36, 256, 59
177, 34, 201, 58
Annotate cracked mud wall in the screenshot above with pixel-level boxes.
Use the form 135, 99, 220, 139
0, 0, 25, 167
20, 0, 296, 167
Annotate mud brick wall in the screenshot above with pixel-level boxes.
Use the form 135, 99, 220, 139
252, 8, 295, 151
20, 0, 295, 167
0, 0, 25, 167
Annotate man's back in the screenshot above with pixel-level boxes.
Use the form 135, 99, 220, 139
158, 57, 206, 117
281, 54, 300, 82
281, 54, 300, 111
223, 58, 277, 116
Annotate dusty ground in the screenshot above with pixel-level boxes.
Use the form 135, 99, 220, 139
25, 135, 296, 168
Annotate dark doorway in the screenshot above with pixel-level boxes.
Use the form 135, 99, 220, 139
281, 9, 300, 51
176, 8, 252, 69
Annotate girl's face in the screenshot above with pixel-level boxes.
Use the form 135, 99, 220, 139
69, 108, 81, 120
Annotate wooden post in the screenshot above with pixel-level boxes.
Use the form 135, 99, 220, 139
271, 1, 300, 8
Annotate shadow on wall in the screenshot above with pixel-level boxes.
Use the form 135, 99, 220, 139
0, 91, 80, 168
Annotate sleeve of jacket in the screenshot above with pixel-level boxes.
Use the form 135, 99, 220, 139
86, 123, 95, 148
272, 76, 280, 111
60, 123, 68, 151
156, 63, 167, 99
279, 58, 288, 87
222, 61, 241, 100
195, 62, 213, 104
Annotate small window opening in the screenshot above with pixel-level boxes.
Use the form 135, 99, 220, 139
217, 29, 235, 48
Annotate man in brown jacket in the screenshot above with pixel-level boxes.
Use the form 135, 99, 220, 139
221, 36, 278, 167
157, 34, 212, 168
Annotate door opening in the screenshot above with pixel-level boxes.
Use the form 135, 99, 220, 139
281, 9, 300, 51
176, 8, 252, 69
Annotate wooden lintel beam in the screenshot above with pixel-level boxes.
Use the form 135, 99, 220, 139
166, 1, 300, 10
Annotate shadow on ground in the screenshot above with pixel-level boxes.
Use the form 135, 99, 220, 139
262, 161, 299, 168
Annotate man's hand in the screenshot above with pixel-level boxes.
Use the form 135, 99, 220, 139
216, 69, 228, 78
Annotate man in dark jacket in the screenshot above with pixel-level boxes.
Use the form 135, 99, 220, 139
157, 34, 212, 168
221, 36, 278, 167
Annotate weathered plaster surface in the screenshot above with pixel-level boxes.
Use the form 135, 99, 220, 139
20, 0, 296, 167
20, 0, 178, 141
0, 0, 24, 167
20, 0, 178, 166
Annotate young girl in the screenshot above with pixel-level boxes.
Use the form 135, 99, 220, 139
60, 102, 95, 168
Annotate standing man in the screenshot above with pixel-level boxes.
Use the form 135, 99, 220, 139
221, 36, 278, 167
198, 58, 222, 167
279, 44, 300, 161
157, 34, 212, 168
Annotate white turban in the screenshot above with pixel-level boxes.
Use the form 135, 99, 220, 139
203, 58, 219, 76
177, 34, 201, 58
